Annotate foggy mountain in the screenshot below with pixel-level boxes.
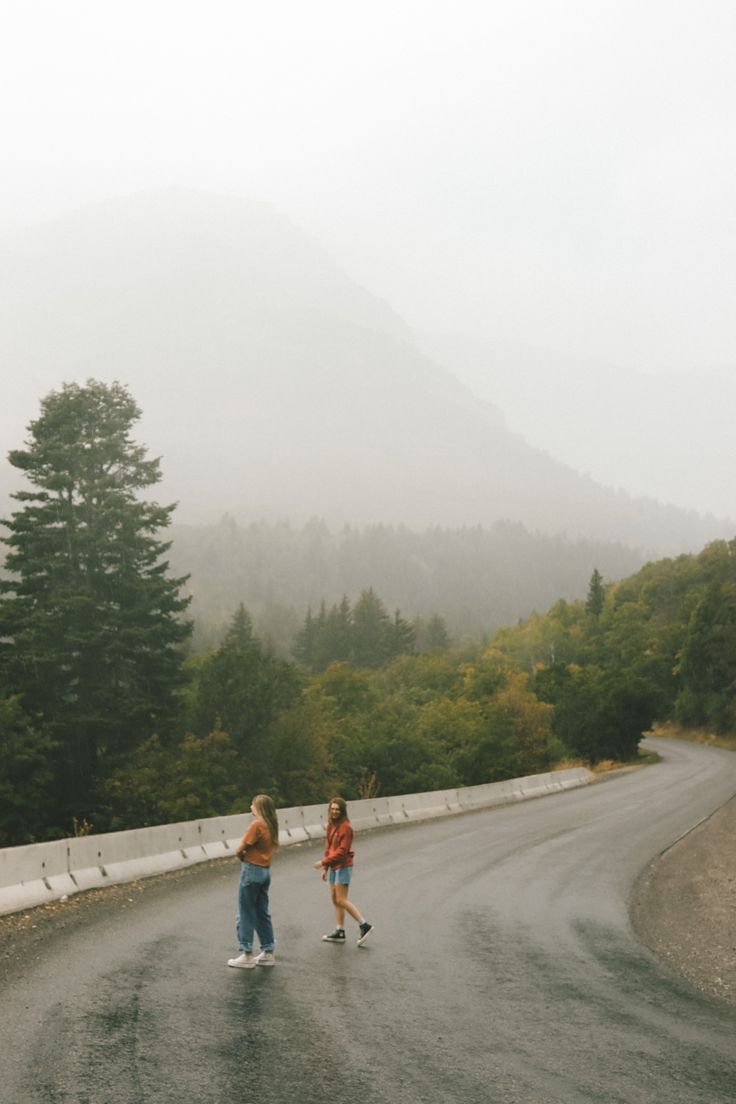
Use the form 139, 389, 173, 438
0, 189, 731, 555
418, 333, 736, 522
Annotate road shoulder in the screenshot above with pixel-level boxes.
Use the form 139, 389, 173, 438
631, 793, 736, 1006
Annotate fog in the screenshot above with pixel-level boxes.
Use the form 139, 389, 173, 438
2, 0, 735, 522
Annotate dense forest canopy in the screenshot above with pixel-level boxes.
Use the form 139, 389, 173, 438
1, 381, 734, 847
168, 516, 645, 652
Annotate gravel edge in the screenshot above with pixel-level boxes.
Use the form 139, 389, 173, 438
630, 793, 736, 1006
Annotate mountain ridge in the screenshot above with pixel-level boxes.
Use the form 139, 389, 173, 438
1, 189, 731, 555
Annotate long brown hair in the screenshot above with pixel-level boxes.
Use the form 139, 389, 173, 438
328, 795, 348, 822
252, 794, 280, 850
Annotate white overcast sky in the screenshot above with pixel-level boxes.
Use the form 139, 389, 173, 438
2, 0, 735, 376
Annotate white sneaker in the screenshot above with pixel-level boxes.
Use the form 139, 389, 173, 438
254, 950, 276, 966
227, 952, 256, 969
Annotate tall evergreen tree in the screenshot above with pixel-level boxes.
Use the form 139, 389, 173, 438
292, 605, 318, 670
351, 587, 393, 668
0, 380, 192, 828
0, 695, 57, 845
425, 613, 451, 651
390, 608, 416, 658
585, 567, 605, 617
324, 595, 353, 665
188, 604, 301, 761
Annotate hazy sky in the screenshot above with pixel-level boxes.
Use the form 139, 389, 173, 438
3, 0, 735, 376
2, 1, 736, 526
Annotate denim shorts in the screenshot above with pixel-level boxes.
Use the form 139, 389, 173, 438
328, 866, 353, 885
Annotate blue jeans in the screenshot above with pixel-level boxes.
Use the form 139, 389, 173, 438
237, 861, 275, 953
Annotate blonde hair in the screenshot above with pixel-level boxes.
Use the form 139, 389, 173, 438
252, 794, 280, 850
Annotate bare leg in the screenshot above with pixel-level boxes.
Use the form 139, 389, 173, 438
330, 883, 345, 926
334, 882, 362, 924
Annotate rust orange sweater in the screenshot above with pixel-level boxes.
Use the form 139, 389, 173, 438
236, 816, 273, 867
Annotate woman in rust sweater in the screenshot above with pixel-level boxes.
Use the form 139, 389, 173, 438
227, 793, 279, 969
314, 796, 373, 945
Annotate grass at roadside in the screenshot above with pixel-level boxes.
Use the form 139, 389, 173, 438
650, 720, 736, 753
563, 720, 736, 775
554, 748, 660, 775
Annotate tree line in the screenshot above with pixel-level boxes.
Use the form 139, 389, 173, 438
491, 539, 736, 758
1, 381, 733, 846
167, 513, 646, 654
292, 591, 451, 671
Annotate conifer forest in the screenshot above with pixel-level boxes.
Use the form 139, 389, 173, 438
1, 381, 733, 846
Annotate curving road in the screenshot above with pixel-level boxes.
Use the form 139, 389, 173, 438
1, 736, 736, 1103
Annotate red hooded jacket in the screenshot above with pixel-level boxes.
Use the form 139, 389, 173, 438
320, 817, 354, 869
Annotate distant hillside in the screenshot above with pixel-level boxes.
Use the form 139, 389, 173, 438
419, 331, 736, 522
168, 517, 647, 652
0, 189, 731, 554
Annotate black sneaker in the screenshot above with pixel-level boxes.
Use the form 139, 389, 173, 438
357, 922, 373, 946
322, 929, 346, 943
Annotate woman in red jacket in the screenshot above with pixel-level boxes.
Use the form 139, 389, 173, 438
314, 796, 373, 945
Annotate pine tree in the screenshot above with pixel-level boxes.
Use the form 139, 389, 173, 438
419, 613, 450, 653
188, 603, 301, 761
585, 568, 605, 617
351, 587, 393, 668
389, 608, 416, 659
425, 613, 451, 651
322, 595, 353, 666
0, 380, 192, 827
0, 695, 57, 845
293, 605, 318, 669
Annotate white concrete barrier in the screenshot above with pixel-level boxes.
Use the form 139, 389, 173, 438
277, 807, 309, 845
401, 787, 460, 821
341, 797, 396, 831
0, 766, 593, 917
0, 839, 72, 914
301, 802, 328, 840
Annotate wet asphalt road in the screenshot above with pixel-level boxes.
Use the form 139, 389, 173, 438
2, 737, 736, 1104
